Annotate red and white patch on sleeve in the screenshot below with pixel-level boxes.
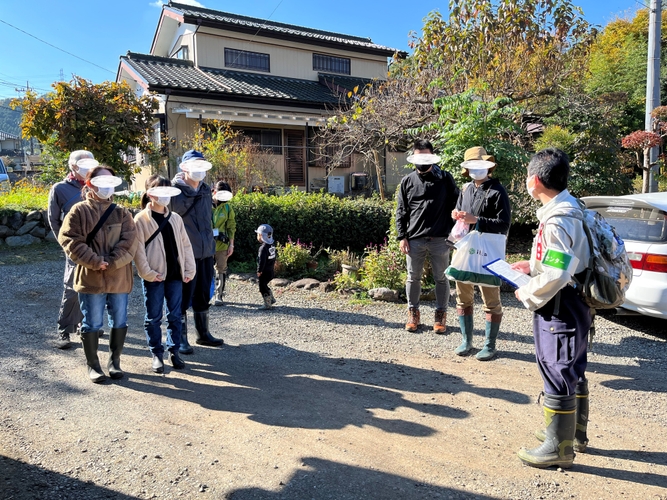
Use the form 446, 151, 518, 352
536, 223, 544, 261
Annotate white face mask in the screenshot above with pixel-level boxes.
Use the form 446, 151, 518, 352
155, 196, 171, 207
468, 169, 488, 181
526, 175, 537, 199
76, 167, 91, 179
96, 186, 115, 199
188, 170, 206, 182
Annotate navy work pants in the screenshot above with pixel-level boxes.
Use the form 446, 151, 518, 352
182, 256, 214, 314
533, 286, 592, 396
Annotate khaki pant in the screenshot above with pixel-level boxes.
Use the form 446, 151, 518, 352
455, 282, 502, 315
214, 250, 229, 275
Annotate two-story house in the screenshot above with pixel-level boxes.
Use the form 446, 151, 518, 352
117, 1, 404, 192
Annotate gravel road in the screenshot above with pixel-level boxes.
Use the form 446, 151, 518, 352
1, 258, 666, 500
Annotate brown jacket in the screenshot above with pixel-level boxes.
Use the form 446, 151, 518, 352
58, 197, 137, 294
133, 206, 196, 282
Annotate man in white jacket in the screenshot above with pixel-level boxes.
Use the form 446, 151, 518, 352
511, 148, 593, 469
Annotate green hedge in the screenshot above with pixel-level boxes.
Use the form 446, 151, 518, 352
230, 192, 392, 261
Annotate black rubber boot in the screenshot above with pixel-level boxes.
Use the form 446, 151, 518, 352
534, 380, 590, 452
179, 312, 194, 355
81, 331, 106, 383
193, 311, 223, 346
518, 393, 576, 469
107, 327, 128, 380
169, 349, 185, 370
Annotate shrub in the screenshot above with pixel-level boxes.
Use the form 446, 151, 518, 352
0, 178, 49, 213
230, 191, 392, 261
276, 238, 313, 278
360, 241, 406, 290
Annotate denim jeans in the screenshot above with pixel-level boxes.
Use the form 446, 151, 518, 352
143, 279, 183, 357
405, 237, 451, 310
79, 293, 128, 334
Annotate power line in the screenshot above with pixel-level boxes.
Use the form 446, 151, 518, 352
0, 19, 115, 75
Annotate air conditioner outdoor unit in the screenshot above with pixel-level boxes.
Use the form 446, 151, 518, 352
328, 176, 345, 194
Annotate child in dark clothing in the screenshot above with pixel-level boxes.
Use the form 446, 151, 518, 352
256, 224, 277, 309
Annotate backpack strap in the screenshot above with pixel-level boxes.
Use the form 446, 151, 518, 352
62, 191, 83, 216
145, 212, 172, 248
86, 203, 117, 246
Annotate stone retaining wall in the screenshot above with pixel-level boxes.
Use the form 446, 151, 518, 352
0, 210, 57, 247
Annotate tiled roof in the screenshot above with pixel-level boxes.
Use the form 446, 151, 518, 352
168, 2, 402, 57
122, 53, 375, 106
0, 131, 19, 141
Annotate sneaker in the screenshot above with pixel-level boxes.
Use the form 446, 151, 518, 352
56, 332, 72, 350
433, 309, 447, 334
405, 307, 420, 332
152, 355, 164, 374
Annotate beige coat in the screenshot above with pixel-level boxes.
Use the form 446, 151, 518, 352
133, 206, 196, 282
58, 197, 137, 294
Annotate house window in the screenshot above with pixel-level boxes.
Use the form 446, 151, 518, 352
225, 48, 270, 72
234, 127, 282, 154
173, 46, 189, 60
313, 53, 351, 75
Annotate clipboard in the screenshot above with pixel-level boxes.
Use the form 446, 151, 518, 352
482, 258, 531, 289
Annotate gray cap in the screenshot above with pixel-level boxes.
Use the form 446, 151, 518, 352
255, 224, 274, 244
68, 150, 94, 168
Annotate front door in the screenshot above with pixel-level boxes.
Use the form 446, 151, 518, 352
285, 130, 305, 187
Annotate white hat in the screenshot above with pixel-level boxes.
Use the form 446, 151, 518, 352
90, 175, 122, 188
147, 186, 181, 198
406, 153, 441, 165
214, 190, 233, 202
180, 159, 213, 172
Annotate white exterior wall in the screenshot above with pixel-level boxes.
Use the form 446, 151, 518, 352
196, 30, 388, 80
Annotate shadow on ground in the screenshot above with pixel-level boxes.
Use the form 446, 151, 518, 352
118, 342, 530, 436
227, 457, 499, 500
0, 455, 137, 500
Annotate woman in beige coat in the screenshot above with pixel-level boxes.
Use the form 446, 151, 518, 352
134, 175, 196, 373
58, 164, 137, 383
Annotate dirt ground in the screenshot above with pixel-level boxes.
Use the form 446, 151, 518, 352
1, 253, 666, 500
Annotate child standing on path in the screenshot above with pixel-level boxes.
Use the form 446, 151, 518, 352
211, 181, 236, 306
133, 175, 196, 374
256, 224, 277, 310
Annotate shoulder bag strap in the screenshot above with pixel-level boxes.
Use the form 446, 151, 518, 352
86, 203, 117, 246
145, 212, 172, 248
181, 195, 202, 219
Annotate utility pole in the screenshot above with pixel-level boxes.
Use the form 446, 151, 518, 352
646, 0, 662, 193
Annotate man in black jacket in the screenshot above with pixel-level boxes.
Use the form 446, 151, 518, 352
451, 146, 511, 360
396, 139, 459, 333
171, 150, 223, 353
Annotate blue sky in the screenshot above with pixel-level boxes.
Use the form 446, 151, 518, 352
0, 0, 646, 100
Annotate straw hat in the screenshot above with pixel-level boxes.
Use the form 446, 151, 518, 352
460, 146, 496, 177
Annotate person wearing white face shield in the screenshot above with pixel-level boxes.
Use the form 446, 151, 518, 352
58, 165, 138, 383
171, 150, 223, 353
133, 175, 196, 373
47, 150, 94, 350
451, 147, 512, 360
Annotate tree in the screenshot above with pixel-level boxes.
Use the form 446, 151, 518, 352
186, 121, 282, 193
11, 76, 158, 180
409, 0, 593, 102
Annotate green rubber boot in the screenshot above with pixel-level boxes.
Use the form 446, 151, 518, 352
454, 307, 473, 356
476, 313, 502, 361
535, 379, 589, 452
519, 393, 576, 469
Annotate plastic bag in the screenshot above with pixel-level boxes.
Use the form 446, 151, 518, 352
449, 219, 470, 243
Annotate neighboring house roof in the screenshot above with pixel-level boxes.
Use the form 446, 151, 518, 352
168, 1, 404, 58
0, 131, 20, 141
121, 52, 374, 108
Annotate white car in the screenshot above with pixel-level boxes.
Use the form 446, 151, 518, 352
583, 193, 667, 319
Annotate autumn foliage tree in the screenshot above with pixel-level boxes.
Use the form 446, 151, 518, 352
12, 76, 158, 180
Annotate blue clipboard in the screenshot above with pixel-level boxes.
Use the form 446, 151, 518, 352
482, 258, 530, 289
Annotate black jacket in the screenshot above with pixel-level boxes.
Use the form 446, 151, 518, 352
171, 178, 214, 260
395, 168, 459, 240
257, 242, 277, 274
456, 178, 511, 235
